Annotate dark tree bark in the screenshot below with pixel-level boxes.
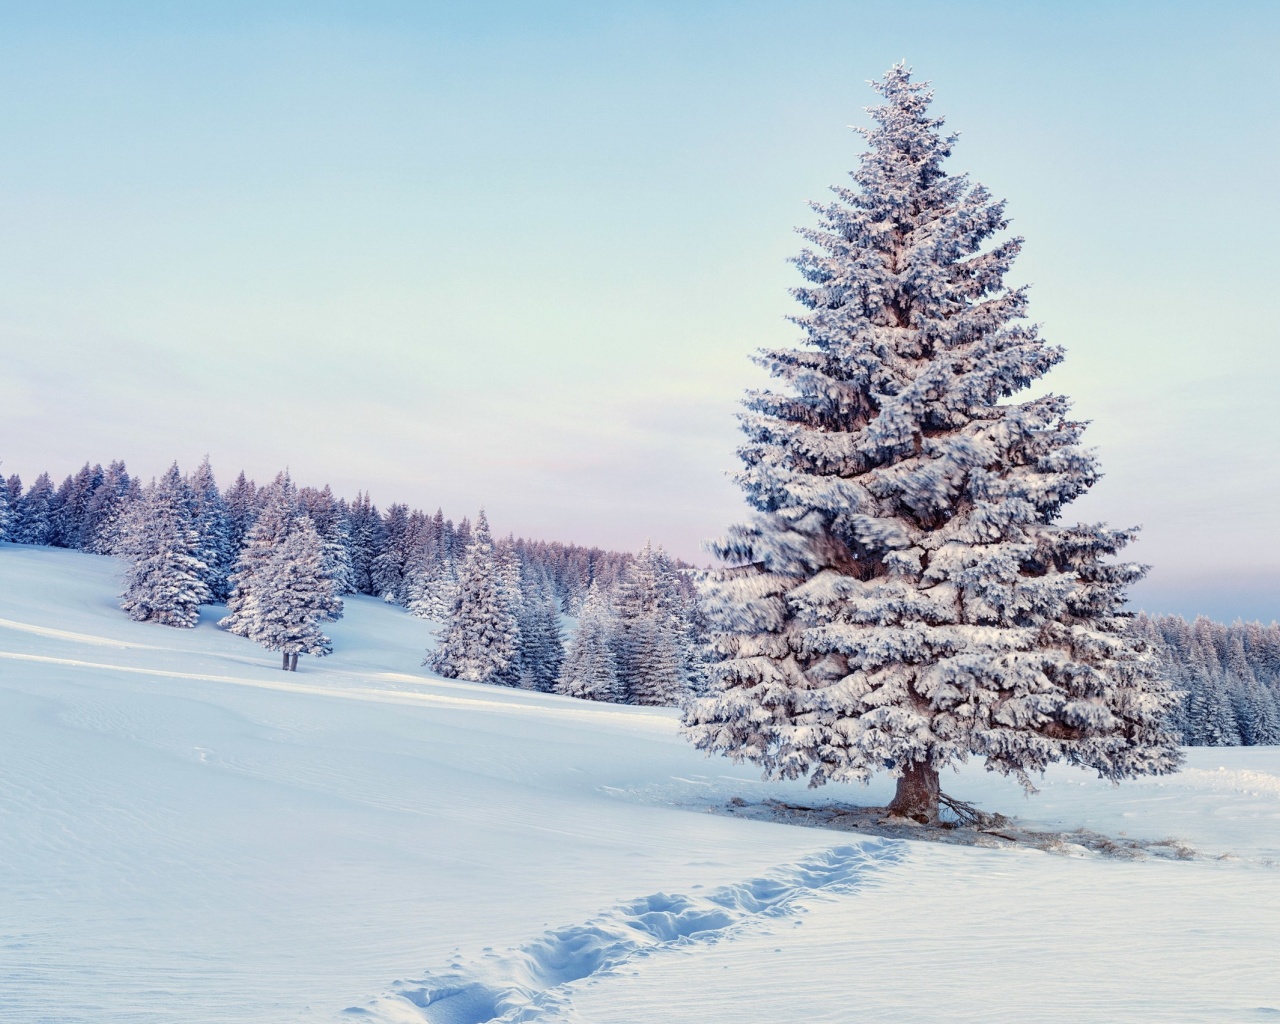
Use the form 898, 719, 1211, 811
289, 652, 298, 672
888, 761, 940, 823
281, 651, 290, 671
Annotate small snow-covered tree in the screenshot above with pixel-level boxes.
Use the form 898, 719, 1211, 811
298, 484, 357, 594
1194, 673, 1241, 746
238, 517, 343, 671
319, 515, 357, 596
118, 464, 211, 627
682, 65, 1182, 821
408, 558, 458, 621
519, 586, 565, 692
188, 456, 237, 602
14, 472, 55, 545
83, 460, 134, 555
0, 465, 11, 542
347, 491, 385, 596
50, 462, 103, 549
223, 471, 259, 553
556, 582, 623, 702
1235, 677, 1280, 746
627, 618, 689, 707
613, 543, 691, 706
429, 509, 520, 684
371, 503, 412, 603
220, 472, 298, 638
5, 474, 22, 518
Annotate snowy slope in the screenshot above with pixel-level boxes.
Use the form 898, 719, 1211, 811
2, 544, 1278, 1023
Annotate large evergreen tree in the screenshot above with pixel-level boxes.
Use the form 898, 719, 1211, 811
682, 65, 1182, 821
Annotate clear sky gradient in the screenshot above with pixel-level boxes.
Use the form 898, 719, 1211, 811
2, 2, 1277, 620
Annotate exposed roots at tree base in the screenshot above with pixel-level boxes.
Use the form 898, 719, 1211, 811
719, 796, 1197, 860
936, 793, 1010, 830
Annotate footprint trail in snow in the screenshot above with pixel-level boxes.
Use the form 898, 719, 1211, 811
351, 840, 901, 1023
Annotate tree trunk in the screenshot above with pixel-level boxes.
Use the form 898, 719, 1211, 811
888, 761, 940, 823
281, 651, 290, 671
289, 652, 298, 672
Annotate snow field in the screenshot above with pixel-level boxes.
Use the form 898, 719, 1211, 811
2, 545, 1279, 1023
365, 843, 900, 1023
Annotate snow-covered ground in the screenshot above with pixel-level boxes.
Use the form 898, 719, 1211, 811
2, 544, 1278, 1023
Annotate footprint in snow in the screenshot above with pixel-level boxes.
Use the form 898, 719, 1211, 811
351, 839, 902, 1024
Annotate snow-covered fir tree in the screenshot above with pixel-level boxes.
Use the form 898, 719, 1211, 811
628, 619, 688, 707
235, 517, 343, 671
223, 472, 259, 554
454, 516, 473, 559
404, 508, 443, 618
1138, 612, 1280, 746
613, 543, 691, 706
682, 65, 1182, 821
429, 509, 521, 684
346, 491, 385, 596
1186, 619, 1239, 744
83, 461, 135, 554
408, 557, 459, 621
14, 472, 55, 545
319, 515, 357, 596
4, 475, 22, 526
1235, 677, 1280, 746
518, 579, 565, 692
220, 472, 298, 638
50, 463, 104, 549
117, 464, 211, 628
187, 457, 236, 602
298, 484, 357, 595
371, 503, 412, 603
555, 581, 623, 701
0, 466, 11, 542
494, 537, 527, 686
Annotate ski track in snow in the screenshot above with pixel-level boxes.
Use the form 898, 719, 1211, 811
354, 841, 901, 1024
0, 648, 672, 729
0, 615, 167, 650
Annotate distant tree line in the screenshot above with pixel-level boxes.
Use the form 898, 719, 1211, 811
0, 457, 648, 611
1133, 613, 1280, 747
3, 456, 1275, 730
0, 457, 698, 698
430, 515, 697, 706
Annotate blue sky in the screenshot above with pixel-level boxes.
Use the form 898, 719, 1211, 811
1, 2, 1277, 619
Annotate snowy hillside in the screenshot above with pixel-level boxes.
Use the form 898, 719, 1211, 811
2, 544, 1278, 1023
